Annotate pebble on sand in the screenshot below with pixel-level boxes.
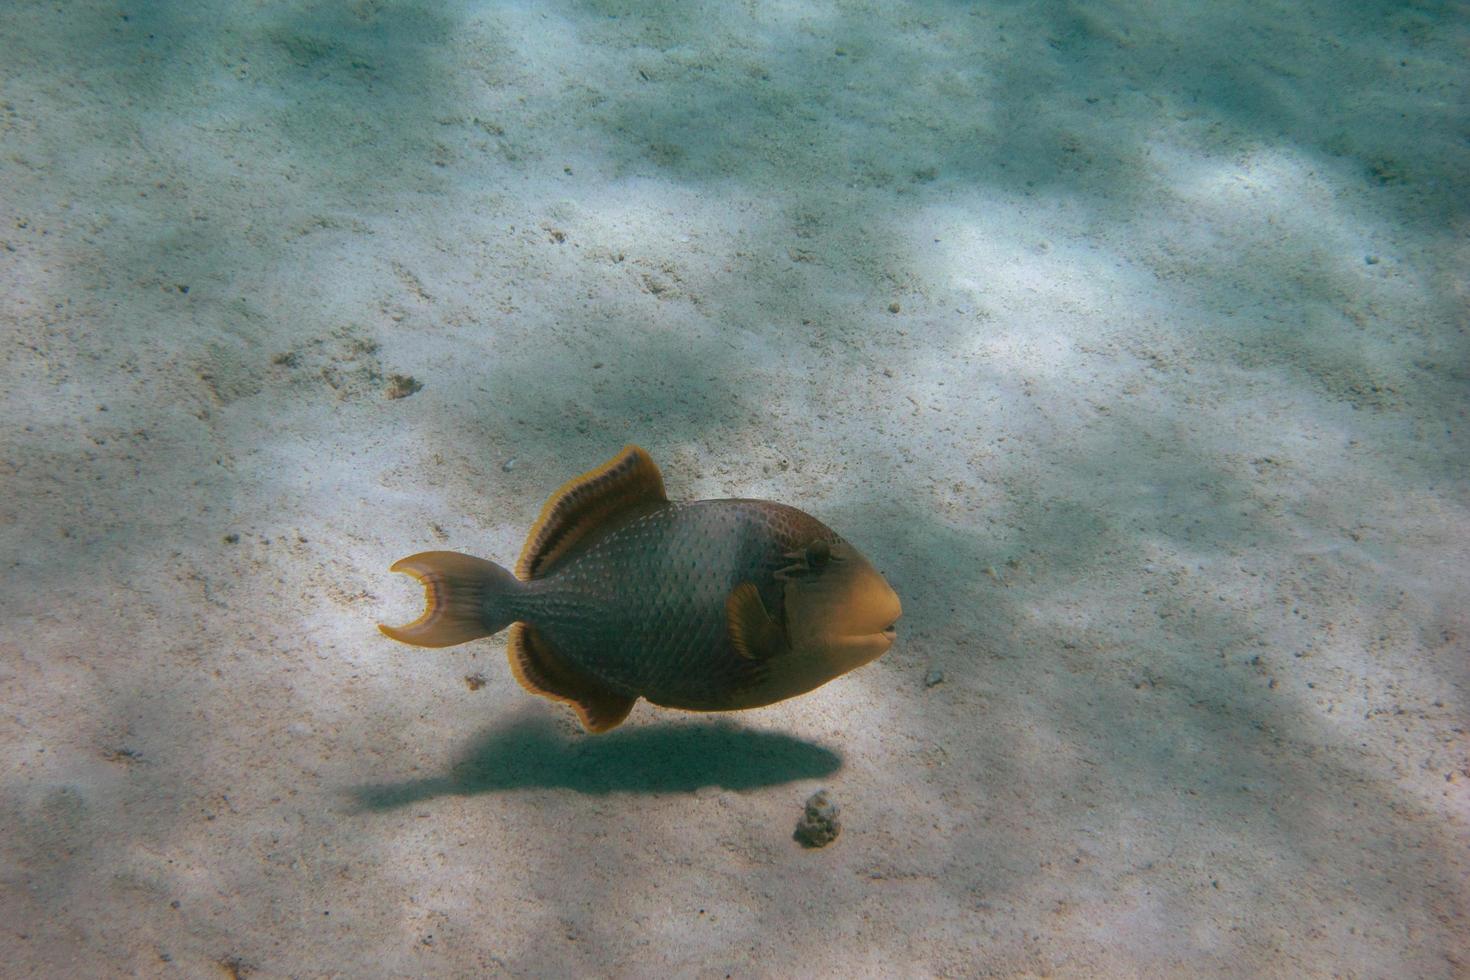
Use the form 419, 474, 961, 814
794, 790, 841, 848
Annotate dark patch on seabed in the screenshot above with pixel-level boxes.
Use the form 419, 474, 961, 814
351, 712, 842, 808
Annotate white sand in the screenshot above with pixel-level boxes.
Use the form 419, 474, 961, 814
2, 0, 1466, 976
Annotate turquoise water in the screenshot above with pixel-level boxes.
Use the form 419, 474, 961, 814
2, 1, 1465, 976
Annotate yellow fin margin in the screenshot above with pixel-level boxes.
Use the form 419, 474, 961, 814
508, 623, 637, 733
726, 582, 788, 661
516, 444, 667, 581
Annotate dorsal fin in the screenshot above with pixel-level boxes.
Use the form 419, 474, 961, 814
516, 445, 667, 580
507, 623, 637, 733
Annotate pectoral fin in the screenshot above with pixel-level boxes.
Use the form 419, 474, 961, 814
726, 583, 788, 661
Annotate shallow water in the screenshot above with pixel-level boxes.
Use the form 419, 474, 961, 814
2, 1, 1466, 976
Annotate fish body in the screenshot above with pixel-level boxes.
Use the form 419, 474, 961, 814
381, 446, 901, 732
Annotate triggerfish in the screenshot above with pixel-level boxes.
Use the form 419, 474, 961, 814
380, 445, 901, 732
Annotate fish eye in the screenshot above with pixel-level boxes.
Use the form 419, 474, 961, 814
806, 540, 831, 568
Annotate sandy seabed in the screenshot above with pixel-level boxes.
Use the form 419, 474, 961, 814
2, 1, 1466, 977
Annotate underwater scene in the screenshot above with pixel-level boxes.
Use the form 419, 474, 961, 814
2, 0, 1466, 976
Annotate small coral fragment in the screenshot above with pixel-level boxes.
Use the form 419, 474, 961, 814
386, 373, 423, 399
794, 789, 841, 848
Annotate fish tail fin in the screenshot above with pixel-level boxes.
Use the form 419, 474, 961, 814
379, 551, 520, 648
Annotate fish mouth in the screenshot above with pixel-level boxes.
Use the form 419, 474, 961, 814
880, 623, 898, 643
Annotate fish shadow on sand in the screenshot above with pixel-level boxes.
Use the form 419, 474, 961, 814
349, 711, 842, 809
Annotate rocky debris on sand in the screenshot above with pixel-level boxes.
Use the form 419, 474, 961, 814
794, 790, 841, 848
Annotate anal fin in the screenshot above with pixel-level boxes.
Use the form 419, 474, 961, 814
508, 623, 636, 733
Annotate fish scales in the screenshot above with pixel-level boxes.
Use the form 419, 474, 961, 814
525, 500, 831, 708
380, 446, 901, 732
